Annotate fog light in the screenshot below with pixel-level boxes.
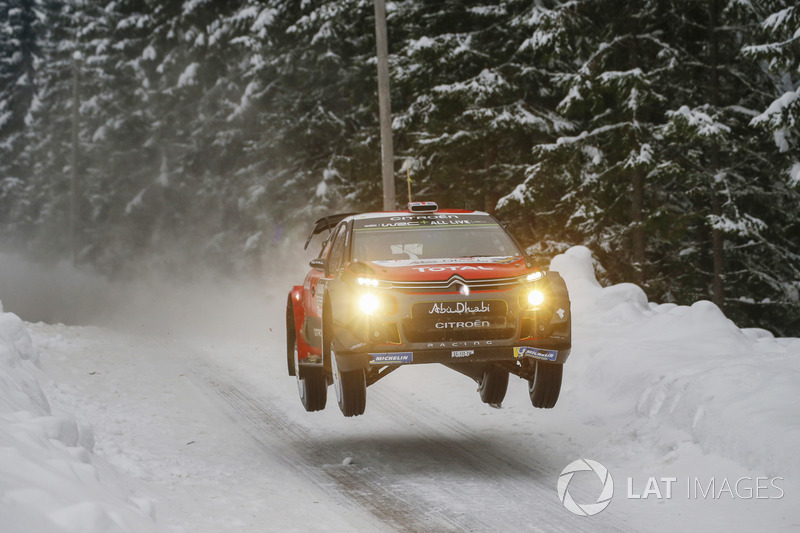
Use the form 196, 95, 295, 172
359, 293, 380, 314
528, 290, 545, 307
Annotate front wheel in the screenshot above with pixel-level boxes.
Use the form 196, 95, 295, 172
528, 362, 562, 409
331, 348, 366, 417
478, 365, 509, 408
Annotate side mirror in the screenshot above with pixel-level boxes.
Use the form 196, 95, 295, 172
310, 258, 326, 272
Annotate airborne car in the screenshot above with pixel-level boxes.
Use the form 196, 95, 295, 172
286, 202, 571, 417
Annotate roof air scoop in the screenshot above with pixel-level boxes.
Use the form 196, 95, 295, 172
408, 201, 438, 213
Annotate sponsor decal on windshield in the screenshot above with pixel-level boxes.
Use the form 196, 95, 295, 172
371, 256, 516, 267
355, 213, 497, 230
359, 220, 495, 229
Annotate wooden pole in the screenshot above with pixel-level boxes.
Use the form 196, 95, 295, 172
373, 0, 395, 211
406, 158, 412, 204
70, 52, 81, 264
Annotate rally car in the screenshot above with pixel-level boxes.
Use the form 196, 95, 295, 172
286, 202, 571, 417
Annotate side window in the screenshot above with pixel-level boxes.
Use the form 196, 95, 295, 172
327, 223, 348, 273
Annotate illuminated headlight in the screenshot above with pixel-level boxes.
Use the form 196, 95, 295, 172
359, 293, 380, 314
526, 271, 545, 282
528, 290, 545, 307
357, 277, 380, 287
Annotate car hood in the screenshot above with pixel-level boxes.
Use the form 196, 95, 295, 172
363, 256, 531, 282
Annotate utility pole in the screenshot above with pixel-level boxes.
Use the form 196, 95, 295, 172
373, 0, 395, 211
70, 51, 82, 265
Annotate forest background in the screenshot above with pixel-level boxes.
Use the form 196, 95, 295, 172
1, 0, 798, 335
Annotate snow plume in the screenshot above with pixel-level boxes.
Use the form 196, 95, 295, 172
0, 305, 157, 532
0, 235, 315, 343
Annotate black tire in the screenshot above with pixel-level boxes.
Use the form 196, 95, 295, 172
298, 365, 328, 412
330, 349, 367, 417
286, 301, 296, 377
528, 362, 562, 409
323, 297, 367, 417
478, 365, 509, 407
290, 311, 326, 412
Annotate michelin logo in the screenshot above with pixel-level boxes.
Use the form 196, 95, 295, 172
514, 346, 558, 361
369, 352, 413, 364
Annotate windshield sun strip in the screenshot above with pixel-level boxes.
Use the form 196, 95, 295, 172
353, 223, 500, 231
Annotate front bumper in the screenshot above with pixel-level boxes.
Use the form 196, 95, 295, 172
331, 274, 571, 373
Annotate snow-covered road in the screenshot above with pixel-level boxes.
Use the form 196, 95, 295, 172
29, 321, 625, 532
3, 246, 799, 532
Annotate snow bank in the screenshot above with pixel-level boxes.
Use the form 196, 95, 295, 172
0, 301, 157, 533
551, 246, 800, 479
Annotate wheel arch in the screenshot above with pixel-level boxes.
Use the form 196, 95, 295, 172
288, 286, 315, 363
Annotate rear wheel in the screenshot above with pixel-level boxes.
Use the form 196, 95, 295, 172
478, 365, 509, 408
528, 362, 562, 409
330, 347, 366, 417
293, 333, 327, 412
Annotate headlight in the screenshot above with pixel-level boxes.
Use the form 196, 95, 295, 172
528, 290, 545, 307
359, 293, 380, 314
526, 271, 545, 282
357, 277, 380, 287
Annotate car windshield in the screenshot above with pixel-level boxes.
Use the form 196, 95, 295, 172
351, 219, 521, 262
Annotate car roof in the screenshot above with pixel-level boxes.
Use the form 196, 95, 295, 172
349, 209, 486, 221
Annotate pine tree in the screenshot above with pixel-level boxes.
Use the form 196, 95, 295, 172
0, 0, 40, 244
387, 1, 564, 213
744, 3, 799, 187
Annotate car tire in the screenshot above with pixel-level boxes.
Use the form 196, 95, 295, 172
295, 337, 327, 412
330, 347, 366, 417
528, 361, 562, 409
478, 365, 509, 407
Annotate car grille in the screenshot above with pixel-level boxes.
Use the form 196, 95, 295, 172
402, 299, 516, 342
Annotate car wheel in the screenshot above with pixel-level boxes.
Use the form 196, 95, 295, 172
528, 361, 562, 409
330, 347, 366, 417
478, 365, 509, 407
286, 301, 296, 377
294, 337, 327, 412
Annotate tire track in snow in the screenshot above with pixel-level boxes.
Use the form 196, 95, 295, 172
204, 377, 479, 532
202, 374, 626, 533
366, 385, 625, 533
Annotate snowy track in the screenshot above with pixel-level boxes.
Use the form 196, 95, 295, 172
202, 370, 626, 533
205, 377, 479, 532
33, 322, 626, 532
7, 247, 798, 532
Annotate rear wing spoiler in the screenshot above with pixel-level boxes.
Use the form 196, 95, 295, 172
304, 213, 360, 249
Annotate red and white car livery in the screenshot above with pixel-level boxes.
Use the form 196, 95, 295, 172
286, 202, 571, 417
